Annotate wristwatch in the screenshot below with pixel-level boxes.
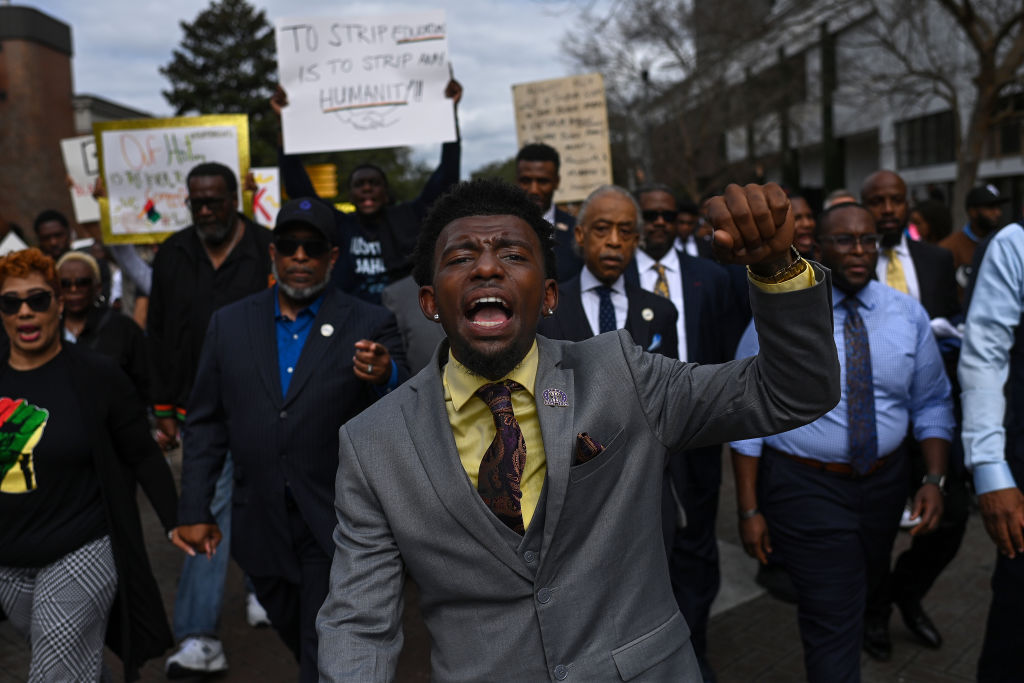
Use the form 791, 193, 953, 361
921, 473, 946, 492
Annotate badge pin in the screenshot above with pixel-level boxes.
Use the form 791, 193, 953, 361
543, 388, 569, 407
320, 324, 334, 337
641, 308, 654, 321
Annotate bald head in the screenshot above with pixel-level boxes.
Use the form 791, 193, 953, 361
860, 170, 908, 247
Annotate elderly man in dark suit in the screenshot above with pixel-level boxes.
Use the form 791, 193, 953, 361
174, 198, 407, 682
538, 184, 678, 356
315, 177, 840, 681
627, 184, 744, 682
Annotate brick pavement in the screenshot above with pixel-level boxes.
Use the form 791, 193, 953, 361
0, 450, 999, 682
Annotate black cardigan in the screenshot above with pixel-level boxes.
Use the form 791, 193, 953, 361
60, 345, 177, 680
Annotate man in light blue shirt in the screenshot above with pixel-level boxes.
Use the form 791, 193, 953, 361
959, 219, 1024, 682
731, 203, 953, 682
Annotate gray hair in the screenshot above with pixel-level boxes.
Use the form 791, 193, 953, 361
577, 184, 643, 227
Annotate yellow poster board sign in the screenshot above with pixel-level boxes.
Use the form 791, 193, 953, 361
95, 114, 250, 244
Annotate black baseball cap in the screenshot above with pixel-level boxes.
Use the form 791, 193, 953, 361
965, 185, 1010, 209
274, 198, 334, 243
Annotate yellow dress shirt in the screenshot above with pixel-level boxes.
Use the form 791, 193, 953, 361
444, 341, 547, 529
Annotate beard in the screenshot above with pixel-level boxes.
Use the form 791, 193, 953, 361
879, 228, 902, 249
272, 262, 330, 302
453, 336, 532, 381
197, 219, 235, 246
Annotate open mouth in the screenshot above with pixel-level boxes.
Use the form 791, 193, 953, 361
16, 325, 40, 343
466, 295, 513, 329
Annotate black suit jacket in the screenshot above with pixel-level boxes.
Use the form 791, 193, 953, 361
552, 208, 583, 283
538, 272, 679, 358
907, 239, 960, 320
626, 251, 744, 365
179, 286, 408, 582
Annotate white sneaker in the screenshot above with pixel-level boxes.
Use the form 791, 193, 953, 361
246, 592, 271, 628
165, 636, 229, 678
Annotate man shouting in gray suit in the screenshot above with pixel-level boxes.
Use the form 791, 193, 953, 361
317, 178, 840, 682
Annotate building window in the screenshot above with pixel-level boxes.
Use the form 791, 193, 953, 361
896, 110, 955, 168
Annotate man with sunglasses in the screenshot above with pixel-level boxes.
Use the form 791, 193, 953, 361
730, 202, 953, 681
627, 184, 743, 682
174, 198, 406, 681
147, 161, 274, 677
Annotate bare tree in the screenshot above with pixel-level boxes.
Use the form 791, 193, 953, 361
842, 0, 1024, 223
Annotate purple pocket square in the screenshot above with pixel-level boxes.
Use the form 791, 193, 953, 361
574, 432, 605, 465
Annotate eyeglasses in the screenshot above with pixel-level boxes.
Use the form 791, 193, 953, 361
185, 196, 230, 212
60, 277, 93, 290
641, 209, 679, 223
0, 291, 53, 315
818, 234, 884, 252
274, 237, 331, 258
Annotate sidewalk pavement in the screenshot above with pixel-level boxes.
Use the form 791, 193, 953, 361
0, 449, 997, 682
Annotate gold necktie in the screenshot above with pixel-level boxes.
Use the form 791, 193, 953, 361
885, 249, 909, 294
653, 264, 670, 298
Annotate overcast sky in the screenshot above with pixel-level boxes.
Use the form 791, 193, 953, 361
37, 0, 588, 175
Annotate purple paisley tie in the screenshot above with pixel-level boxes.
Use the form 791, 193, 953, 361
475, 380, 527, 534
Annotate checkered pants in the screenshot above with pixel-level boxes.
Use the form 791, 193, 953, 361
0, 535, 117, 682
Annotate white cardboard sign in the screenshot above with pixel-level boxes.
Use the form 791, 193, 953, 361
275, 10, 457, 154
60, 135, 101, 224
251, 167, 281, 228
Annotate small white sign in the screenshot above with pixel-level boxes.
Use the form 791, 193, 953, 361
60, 135, 101, 224
251, 167, 281, 228
275, 10, 458, 153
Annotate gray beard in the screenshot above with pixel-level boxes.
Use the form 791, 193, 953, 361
198, 220, 234, 246
272, 262, 330, 302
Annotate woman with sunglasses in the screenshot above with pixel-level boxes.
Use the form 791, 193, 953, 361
56, 251, 149, 403
0, 248, 178, 681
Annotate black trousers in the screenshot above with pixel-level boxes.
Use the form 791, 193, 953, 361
977, 523, 1024, 681
759, 450, 908, 683
867, 444, 970, 622
662, 445, 722, 668
248, 494, 332, 683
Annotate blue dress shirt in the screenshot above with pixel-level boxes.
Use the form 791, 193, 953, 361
960, 222, 1024, 494
274, 287, 325, 398
732, 280, 953, 461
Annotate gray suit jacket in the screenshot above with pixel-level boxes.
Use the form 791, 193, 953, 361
317, 267, 839, 682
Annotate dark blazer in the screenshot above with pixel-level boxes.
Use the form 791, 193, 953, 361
62, 345, 178, 681
538, 272, 679, 358
316, 269, 840, 681
552, 208, 583, 283
72, 305, 149, 403
279, 142, 461, 295
178, 286, 408, 582
626, 251, 744, 364
907, 239, 960, 320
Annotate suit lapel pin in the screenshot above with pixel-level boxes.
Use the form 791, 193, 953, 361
542, 388, 569, 407
641, 308, 654, 321
320, 324, 334, 337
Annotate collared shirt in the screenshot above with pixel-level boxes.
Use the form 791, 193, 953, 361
274, 287, 325, 397
731, 280, 953, 462
876, 232, 921, 302
543, 204, 556, 226
579, 267, 628, 334
443, 341, 547, 529
675, 235, 699, 257
960, 223, 1024, 494
634, 248, 687, 361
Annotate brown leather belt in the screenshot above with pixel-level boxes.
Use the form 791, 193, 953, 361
764, 445, 894, 478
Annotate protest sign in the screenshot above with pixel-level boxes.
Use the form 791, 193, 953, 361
60, 135, 100, 224
251, 167, 281, 228
95, 115, 249, 244
275, 10, 457, 154
512, 73, 613, 204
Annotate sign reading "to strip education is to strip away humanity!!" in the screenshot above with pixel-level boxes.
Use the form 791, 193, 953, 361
275, 10, 458, 154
